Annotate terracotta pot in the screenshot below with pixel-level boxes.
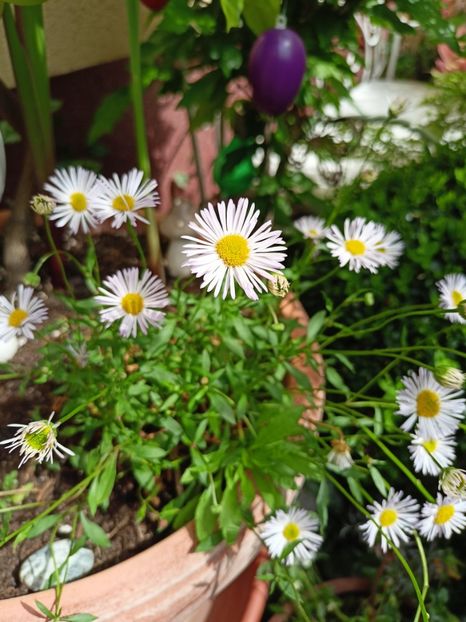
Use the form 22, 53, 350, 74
1, 295, 324, 622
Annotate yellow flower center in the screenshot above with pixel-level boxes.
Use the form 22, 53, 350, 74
345, 239, 366, 256
121, 292, 144, 315
282, 522, 300, 541
379, 508, 398, 527
25, 424, 53, 451
215, 234, 250, 267
417, 389, 440, 419
8, 308, 28, 327
113, 194, 135, 212
422, 439, 438, 453
434, 504, 455, 525
70, 192, 88, 212
452, 290, 464, 306
308, 228, 318, 237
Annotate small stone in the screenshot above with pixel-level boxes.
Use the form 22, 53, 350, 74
57, 524, 73, 536
20, 539, 94, 592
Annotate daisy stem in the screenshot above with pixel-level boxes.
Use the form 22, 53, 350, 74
362, 426, 435, 503
126, 221, 147, 270
326, 472, 429, 622
0, 501, 44, 514
413, 531, 430, 622
0, 373, 21, 380
125, 0, 164, 279
43, 217, 74, 297
59, 389, 107, 425
86, 234, 101, 286
299, 265, 340, 294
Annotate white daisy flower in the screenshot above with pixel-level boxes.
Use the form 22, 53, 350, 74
327, 438, 354, 470
95, 268, 169, 338
44, 166, 101, 234
0, 285, 48, 342
294, 216, 328, 241
373, 226, 404, 269
261, 507, 323, 566
182, 198, 287, 300
396, 367, 466, 437
94, 168, 159, 229
408, 429, 456, 476
419, 494, 466, 540
360, 489, 420, 553
0, 412, 74, 468
325, 217, 388, 273
436, 274, 466, 324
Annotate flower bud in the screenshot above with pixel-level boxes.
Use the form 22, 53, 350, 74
267, 273, 290, 298
30, 193, 56, 216
439, 467, 466, 500
328, 438, 353, 470
434, 366, 465, 390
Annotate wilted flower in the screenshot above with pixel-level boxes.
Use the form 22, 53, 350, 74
30, 193, 56, 216
440, 468, 466, 500
327, 438, 353, 470
0, 412, 74, 468
268, 273, 290, 298
434, 366, 465, 390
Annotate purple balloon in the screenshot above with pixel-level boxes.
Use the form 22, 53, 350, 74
248, 26, 306, 116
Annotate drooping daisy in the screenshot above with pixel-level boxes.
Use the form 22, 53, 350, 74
439, 468, 466, 500
0, 285, 48, 342
373, 226, 404, 269
44, 166, 101, 234
261, 507, 323, 566
396, 367, 465, 437
408, 429, 456, 476
325, 217, 389, 273
294, 216, 328, 241
95, 268, 169, 338
94, 169, 159, 229
360, 489, 420, 553
0, 412, 74, 468
182, 198, 287, 300
434, 366, 465, 390
419, 494, 466, 540
327, 438, 354, 470
436, 274, 466, 324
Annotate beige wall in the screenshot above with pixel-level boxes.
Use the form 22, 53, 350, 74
0, 0, 152, 87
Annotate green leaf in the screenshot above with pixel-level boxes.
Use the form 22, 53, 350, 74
306, 310, 326, 342
195, 488, 218, 542
34, 600, 54, 618
347, 477, 363, 504
88, 454, 117, 515
220, 0, 244, 31
219, 484, 243, 544
316, 478, 329, 529
209, 391, 235, 424
127, 444, 166, 461
62, 613, 98, 622
243, 0, 280, 35
80, 512, 111, 548
87, 87, 130, 145
326, 366, 350, 395
369, 465, 388, 497
26, 514, 61, 539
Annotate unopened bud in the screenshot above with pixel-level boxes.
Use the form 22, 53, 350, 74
434, 366, 465, 390
268, 273, 290, 298
439, 468, 466, 500
30, 194, 56, 216
364, 292, 375, 307
388, 97, 407, 117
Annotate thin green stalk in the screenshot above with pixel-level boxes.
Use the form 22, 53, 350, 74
327, 472, 429, 622
86, 234, 101, 286
187, 107, 206, 206
0, 501, 44, 514
126, 221, 147, 270
125, 0, 163, 277
362, 426, 435, 502
43, 217, 74, 296
299, 265, 339, 294
413, 531, 430, 622
59, 390, 107, 424
0, 373, 21, 380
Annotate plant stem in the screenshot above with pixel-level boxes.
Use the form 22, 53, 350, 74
126, 221, 147, 270
125, 0, 164, 278
413, 531, 430, 622
86, 234, 101, 286
43, 217, 74, 296
299, 265, 339, 294
362, 426, 435, 502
